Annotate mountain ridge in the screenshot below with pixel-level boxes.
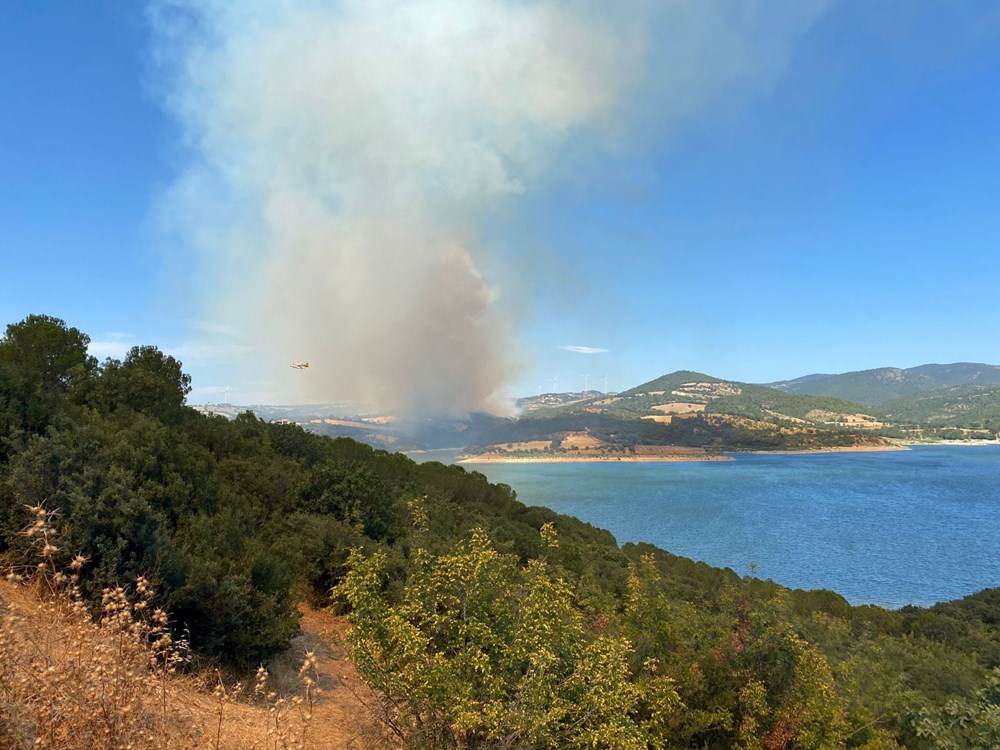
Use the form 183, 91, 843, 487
767, 362, 1000, 404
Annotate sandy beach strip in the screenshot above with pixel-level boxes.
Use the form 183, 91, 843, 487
459, 442, 926, 463
740, 443, 910, 455
900, 439, 1000, 447
458, 453, 734, 464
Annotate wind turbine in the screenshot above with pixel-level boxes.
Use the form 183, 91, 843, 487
601, 374, 609, 394
550, 374, 558, 393
222, 386, 231, 405
582, 373, 591, 392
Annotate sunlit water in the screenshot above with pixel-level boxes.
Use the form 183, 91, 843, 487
421, 446, 1000, 608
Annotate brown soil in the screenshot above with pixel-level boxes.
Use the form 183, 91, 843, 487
805, 410, 886, 428
561, 432, 606, 449
489, 440, 553, 452
311, 418, 382, 429
651, 402, 705, 415
461, 445, 732, 463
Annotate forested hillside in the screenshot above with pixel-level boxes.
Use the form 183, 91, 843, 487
875, 385, 1000, 434
770, 364, 1000, 405
485, 370, 891, 457
2, 315, 999, 749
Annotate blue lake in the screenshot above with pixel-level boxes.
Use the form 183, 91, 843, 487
444, 446, 1000, 608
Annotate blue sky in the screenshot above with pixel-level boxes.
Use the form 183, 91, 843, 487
2, 2, 1000, 407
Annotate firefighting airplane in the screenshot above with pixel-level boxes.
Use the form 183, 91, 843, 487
289, 362, 310, 370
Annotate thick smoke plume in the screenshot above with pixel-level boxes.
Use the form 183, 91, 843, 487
152, 0, 825, 416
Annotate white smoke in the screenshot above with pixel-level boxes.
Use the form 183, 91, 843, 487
151, 0, 827, 416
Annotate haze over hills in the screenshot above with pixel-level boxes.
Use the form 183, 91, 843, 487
192, 363, 1000, 454
768, 362, 1000, 405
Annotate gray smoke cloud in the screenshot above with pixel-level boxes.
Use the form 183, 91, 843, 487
151, 0, 827, 416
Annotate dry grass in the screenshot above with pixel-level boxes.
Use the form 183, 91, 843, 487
560, 432, 605, 450
0, 506, 382, 750
651, 402, 705, 415
490, 440, 552, 452
631, 445, 722, 459
805, 409, 886, 429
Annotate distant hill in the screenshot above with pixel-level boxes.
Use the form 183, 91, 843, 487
515, 390, 605, 412
197, 367, 1000, 454
875, 384, 1000, 433
769, 362, 1000, 405
545, 370, 878, 428
466, 370, 891, 456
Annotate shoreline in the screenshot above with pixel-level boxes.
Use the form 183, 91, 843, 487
458, 454, 733, 464
458, 443, 913, 464
456, 440, 1000, 465
739, 444, 910, 456
901, 439, 1000, 447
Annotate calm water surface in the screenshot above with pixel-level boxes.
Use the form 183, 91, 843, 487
449, 446, 1000, 608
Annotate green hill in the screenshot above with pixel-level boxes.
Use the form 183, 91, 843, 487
623, 369, 724, 394
539, 370, 874, 423
876, 384, 1000, 433
559, 370, 874, 423
770, 362, 1000, 404
509, 367, 1000, 449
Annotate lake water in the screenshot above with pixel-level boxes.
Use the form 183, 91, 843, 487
433, 446, 1000, 608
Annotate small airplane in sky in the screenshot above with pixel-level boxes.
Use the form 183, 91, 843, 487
290, 362, 310, 370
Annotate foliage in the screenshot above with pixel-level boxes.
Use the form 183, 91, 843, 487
95, 345, 192, 423
0, 314, 95, 455
875, 385, 1000, 433
913, 669, 1000, 749
337, 526, 679, 750
506, 369, 885, 454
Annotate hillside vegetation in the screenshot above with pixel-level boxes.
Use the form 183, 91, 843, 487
480, 370, 890, 457
875, 385, 1000, 432
481, 366, 1000, 457
227, 366, 1000, 453
2, 315, 1000, 749
770, 363, 1000, 406
536, 371, 878, 427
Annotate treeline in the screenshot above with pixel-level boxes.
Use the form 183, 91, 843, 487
1, 315, 999, 748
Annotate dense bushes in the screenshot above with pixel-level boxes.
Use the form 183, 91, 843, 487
2, 314, 1000, 747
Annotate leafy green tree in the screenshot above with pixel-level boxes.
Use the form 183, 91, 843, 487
623, 553, 737, 746
913, 669, 1000, 749
299, 459, 397, 541
337, 526, 678, 749
0, 314, 95, 451
722, 587, 849, 750
168, 505, 300, 665
95, 345, 191, 422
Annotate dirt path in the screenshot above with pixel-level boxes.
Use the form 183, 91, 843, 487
267, 604, 379, 748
